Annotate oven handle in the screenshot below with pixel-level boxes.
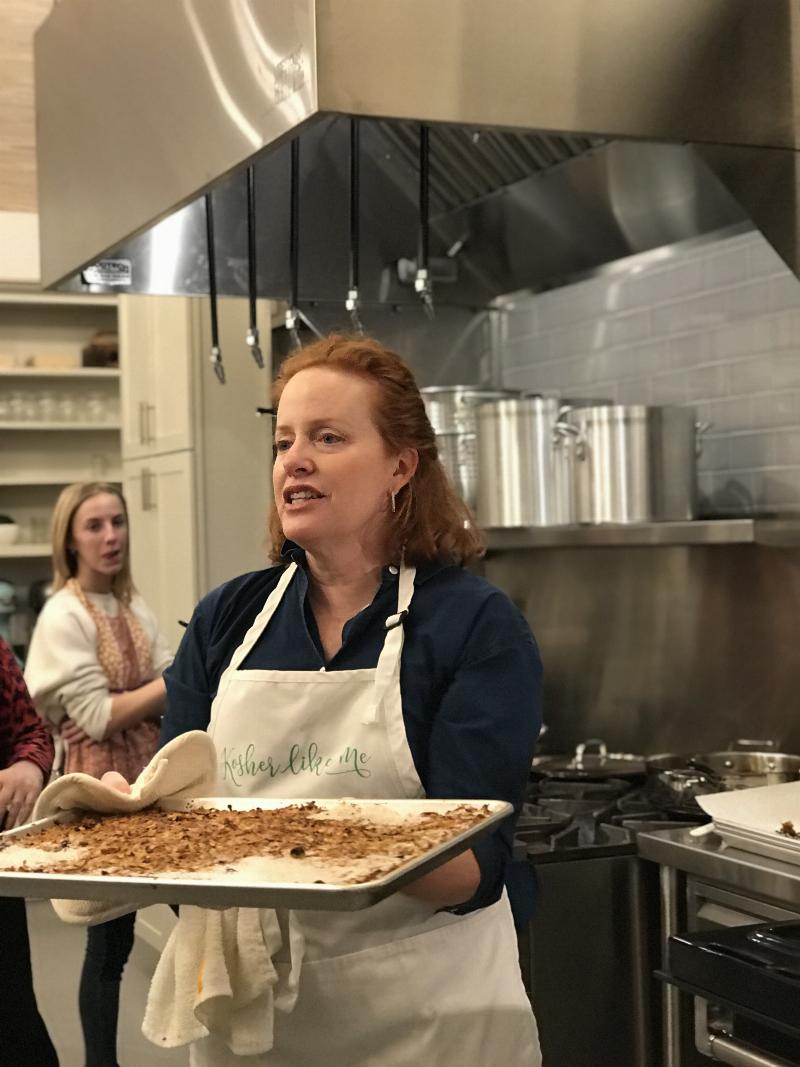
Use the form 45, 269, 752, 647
695, 997, 791, 1067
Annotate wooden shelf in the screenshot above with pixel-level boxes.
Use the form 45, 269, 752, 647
0, 474, 122, 487
0, 421, 121, 431
0, 543, 50, 558
0, 292, 117, 308
0, 367, 119, 379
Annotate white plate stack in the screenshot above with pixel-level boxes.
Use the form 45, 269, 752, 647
697, 781, 800, 865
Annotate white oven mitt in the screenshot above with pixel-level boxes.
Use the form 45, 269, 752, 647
31, 730, 218, 925
142, 906, 305, 1057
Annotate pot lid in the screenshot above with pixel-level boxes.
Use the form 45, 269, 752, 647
534, 740, 646, 778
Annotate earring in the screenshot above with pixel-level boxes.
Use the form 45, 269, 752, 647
391, 491, 396, 514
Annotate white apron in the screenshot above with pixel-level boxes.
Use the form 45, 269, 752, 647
195, 562, 541, 1067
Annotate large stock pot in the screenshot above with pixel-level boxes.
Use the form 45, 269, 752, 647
421, 385, 517, 509
560, 404, 709, 523
476, 396, 578, 527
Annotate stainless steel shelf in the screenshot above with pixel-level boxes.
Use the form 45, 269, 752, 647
484, 519, 800, 550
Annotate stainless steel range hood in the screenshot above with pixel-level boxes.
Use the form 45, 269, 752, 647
34, 0, 800, 305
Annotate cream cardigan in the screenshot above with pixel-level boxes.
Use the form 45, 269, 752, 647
24, 587, 173, 744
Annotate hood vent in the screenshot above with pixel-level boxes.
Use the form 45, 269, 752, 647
373, 123, 606, 216
34, 0, 800, 304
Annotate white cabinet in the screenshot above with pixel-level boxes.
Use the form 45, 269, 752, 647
123, 450, 199, 653
0, 292, 120, 652
118, 294, 273, 643
119, 296, 194, 459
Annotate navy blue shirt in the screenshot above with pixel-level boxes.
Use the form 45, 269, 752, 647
163, 545, 542, 921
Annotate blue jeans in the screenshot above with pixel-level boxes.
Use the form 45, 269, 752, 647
79, 913, 135, 1067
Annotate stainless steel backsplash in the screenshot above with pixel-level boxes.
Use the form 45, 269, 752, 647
481, 544, 800, 756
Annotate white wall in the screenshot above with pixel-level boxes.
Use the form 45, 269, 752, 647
497, 230, 800, 516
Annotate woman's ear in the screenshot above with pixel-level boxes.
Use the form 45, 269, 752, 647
393, 448, 419, 489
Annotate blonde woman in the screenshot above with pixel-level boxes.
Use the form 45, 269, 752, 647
25, 481, 172, 1067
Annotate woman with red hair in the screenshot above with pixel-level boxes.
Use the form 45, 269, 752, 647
162, 335, 543, 1065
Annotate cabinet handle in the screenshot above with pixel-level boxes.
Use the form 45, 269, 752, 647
145, 403, 156, 446
138, 402, 147, 445
141, 467, 155, 512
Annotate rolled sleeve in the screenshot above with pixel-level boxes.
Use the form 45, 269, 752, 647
424, 594, 542, 914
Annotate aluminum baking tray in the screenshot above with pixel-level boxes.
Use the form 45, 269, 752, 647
0, 797, 511, 911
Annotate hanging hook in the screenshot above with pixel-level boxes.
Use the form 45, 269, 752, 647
346, 117, 364, 334
415, 124, 434, 319
245, 165, 265, 369
205, 192, 225, 384
287, 138, 303, 349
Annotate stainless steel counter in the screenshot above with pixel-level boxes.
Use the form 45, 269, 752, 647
637, 828, 800, 910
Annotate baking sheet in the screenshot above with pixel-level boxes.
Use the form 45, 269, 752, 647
697, 782, 800, 866
698, 781, 800, 834
0, 797, 511, 911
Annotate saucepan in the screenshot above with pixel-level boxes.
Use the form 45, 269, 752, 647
647, 748, 800, 793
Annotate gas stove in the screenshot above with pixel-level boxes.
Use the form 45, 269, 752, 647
516, 776, 705, 864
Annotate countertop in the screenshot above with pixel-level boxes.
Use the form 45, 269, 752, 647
637, 827, 800, 908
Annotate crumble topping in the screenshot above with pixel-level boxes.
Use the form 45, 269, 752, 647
0, 801, 490, 885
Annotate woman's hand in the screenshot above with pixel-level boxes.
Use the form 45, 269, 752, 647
0, 760, 45, 829
60, 717, 92, 745
100, 771, 132, 794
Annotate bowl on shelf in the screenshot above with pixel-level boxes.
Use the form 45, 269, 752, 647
0, 522, 20, 546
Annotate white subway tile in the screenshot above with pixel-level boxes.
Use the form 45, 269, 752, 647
651, 292, 729, 336
728, 352, 800, 395
725, 280, 771, 320
617, 379, 651, 404
684, 364, 728, 401
503, 305, 539, 341
651, 371, 687, 404
703, 250, 749, 290
549, 321, 603, 359
771, 429, 800, 466
770, 274, 800, 314
667, 332, 712, 368
710, 321, 759, 359
502, 364, 554, 393
502, 334, 551, 369
726, 432, 772, 469
696, 397, 752, 433
748, 238, 787, 279
754, 468, 800, 508
750, 391, 800, 429
605, 310, 651, 347
696, 436, 730, 472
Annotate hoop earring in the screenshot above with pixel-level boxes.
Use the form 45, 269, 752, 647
390, 491, 396, 514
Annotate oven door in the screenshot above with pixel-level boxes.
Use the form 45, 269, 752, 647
671, 879, 800, 1065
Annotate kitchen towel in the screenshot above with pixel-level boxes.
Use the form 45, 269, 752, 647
32, 729, 218, 925
142, 906, 305, 1056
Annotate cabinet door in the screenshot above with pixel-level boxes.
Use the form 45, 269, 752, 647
123, 451, 199, 653
194, 296, 274, 591
119, 296, 194, 459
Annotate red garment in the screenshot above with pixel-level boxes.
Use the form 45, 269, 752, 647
0, 638, 54, 778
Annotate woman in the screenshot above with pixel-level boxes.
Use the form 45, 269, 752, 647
0, 635, 59, 1067
162, 335, 543, 1066
24, 482, 172, 1067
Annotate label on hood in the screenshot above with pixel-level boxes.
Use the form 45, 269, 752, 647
81, 259, 132, 287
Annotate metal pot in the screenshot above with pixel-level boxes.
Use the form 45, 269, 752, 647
560, 404, 710, 523
476, 396, 578, 527
532, 739, 647, 781
646, 750, 800, 791
644, 764, 723, 814
421, 386, 518, 509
